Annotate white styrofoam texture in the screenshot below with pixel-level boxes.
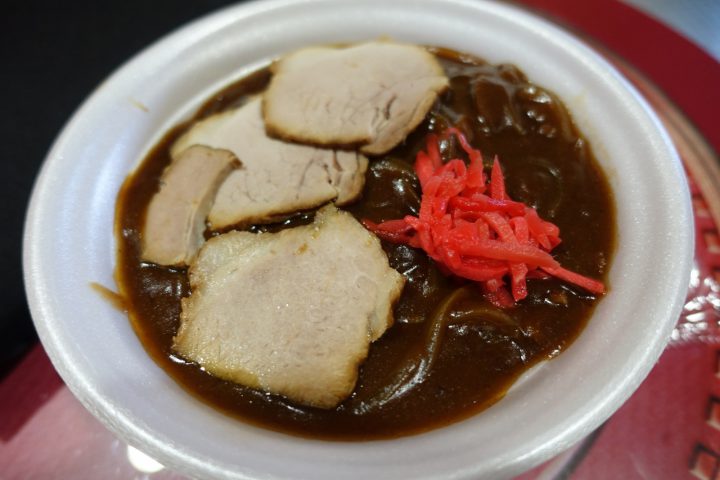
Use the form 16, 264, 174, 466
23, 0, 693, 479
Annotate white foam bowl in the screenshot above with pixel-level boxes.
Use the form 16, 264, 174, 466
23, 0, 693, 478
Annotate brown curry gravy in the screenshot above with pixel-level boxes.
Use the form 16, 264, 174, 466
115, 48, 615, 440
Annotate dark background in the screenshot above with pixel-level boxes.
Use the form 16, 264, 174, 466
2, 0, 240, 376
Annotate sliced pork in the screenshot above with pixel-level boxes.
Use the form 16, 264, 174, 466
173, 205, 405, 408
171, 98, 368, 229
141, 145, 239, 267
263, 41, 449, 155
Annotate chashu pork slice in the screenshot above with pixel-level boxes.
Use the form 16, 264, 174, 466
173, 205, 405, 408
263, 41, 449, 156
171, 98, 368, 230
142, 145, 239, 267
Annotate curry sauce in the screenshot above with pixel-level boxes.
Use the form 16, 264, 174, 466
115, 49, 615, 440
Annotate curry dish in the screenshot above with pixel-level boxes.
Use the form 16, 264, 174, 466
115, 46, 615, 439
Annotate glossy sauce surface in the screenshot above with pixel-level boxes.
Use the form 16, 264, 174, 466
115, 49, 615, 440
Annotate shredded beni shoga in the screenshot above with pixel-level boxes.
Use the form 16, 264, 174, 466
363, 128, 605, 308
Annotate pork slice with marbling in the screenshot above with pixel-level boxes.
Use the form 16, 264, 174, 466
141, 145, 239, 267
263, 41, 449, 156
173, 205, 405, 408
171, 98, 368, 230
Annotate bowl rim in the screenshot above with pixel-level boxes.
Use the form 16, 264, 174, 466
23, 0, 694, 478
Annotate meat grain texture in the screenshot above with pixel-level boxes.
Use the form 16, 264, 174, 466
141, 145, 239, 266
171, 98, 368, 230
173, 205, 405, 408
263, 41, 449, 155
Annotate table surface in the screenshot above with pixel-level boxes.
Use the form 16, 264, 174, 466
3, 1, 720, 479
623, 0, 720, 62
